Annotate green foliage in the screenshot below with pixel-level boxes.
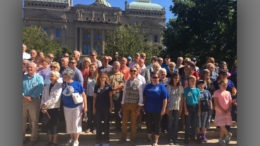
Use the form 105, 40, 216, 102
22, 26, 63, 57
163, 0, 237, 68
105, 24, 162, 64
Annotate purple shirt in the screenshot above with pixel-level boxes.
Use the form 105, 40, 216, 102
39, 68, 51, 80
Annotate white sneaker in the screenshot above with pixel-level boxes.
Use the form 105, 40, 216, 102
219, 139, 226, 146
65, 139, 74, 146
73, 141, 79, 146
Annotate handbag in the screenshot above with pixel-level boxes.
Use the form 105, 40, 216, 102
72, 93, 83, 104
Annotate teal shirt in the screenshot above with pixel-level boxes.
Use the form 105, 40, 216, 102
23, 73, 44, 98
184, 87, 201, 105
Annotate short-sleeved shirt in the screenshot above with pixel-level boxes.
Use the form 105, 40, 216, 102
94, 84, 112, 109
184, 87, 201, 106
213, 79, 235, 93
144, 83, 168, 113
167, 85, 184, 111
62, 81, 85, 108
200, 89, 212, 111
109, 72, 124, 92
213, 90, 232, 113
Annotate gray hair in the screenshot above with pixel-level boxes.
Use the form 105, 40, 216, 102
62, 68, 75, 79
50, 71, 60, 78
159, 68, 167, 74
27, 61, 37, 68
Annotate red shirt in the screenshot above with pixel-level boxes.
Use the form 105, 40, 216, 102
81, 69, 90, 90
120, 66, 130, 81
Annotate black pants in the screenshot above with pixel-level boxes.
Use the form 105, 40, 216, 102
46, 108, 60, 135
86, 96, 96, 131
185, 105, 198, 139
161, 114, 168, 132
146, 112, 162, 135
113, 96, 122, 129
96, 108, 110, 141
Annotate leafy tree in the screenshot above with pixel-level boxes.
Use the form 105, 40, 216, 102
105, 24, 163, 64
22, 25, 63, 57
163, 0, 237, 68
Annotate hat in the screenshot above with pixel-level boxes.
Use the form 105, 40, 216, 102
127, 56, 132, 61
191, 57, 197, 62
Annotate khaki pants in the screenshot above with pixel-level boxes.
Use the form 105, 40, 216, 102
22, 98, 40, 141
121, 103, 138, 140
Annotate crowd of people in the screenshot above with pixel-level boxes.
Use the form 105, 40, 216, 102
22, 43, 237, 146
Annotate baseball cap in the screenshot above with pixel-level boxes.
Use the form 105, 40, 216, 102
127, 56, 132, 61
191, 57, 197, 62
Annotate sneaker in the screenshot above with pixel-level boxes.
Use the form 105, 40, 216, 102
225, 133, 232, 144
65, 139, 74, 146
219, 139, 226, 146
73, 141, 79, 146
203, 134, 208, 142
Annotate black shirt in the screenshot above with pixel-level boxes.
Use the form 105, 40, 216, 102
94, 84, 112, 109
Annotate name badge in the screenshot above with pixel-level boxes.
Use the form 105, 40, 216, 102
97, 88, 101, 93
117, 78, 121, 82
188, 92, 192, 96
33, 82, 37, 87
155, 86, 159, 91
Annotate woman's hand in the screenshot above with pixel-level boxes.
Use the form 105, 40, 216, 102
40, 104, 46, 109
161, 108, 166, 116
83, 106, 87, 114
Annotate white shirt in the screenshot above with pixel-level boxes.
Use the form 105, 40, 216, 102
23, 52, 31, 60
121, 78, 144, 106
41, 82, 62, 109
137, 74, 146, 91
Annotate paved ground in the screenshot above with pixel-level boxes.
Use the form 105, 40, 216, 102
24, 121, 237, 146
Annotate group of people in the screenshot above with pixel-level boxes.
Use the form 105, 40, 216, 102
22, 43, 237, 146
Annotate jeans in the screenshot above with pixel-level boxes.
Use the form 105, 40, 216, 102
95, 108, 110, 141
23, 98, 40, 141
86, 96, 96, 131
121, 104, 139, 140
168, 110, 179, 140
185, 105, 198, 139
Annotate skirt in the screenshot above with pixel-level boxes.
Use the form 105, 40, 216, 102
214, 111, 232, 127
64, 105, 83, 134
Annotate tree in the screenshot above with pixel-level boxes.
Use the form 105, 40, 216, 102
105, 24, 163, 64
163, 0, 237, 68
22, 25, 63, 57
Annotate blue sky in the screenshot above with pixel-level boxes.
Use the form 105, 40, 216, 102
73, 0, 174, 22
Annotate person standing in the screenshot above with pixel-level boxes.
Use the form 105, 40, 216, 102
109, 61, 124, 131
60, 57, 69, 75
93, 73, 113, 146
30, 49, 38, 63
81, 57, 91, 91
143, 72, 168, 146
69, 58, 84, 86
99, 56, 112, 74
90, 51, 102, 68
120, 66, 144, 143
22, 62, 44, 145
22, 43, 31, 60
73, 50, 82, 70
109, 51, 119, 65
62, 69, 87, 146
129, 53, 140, 68
39, 58, 51, 85
40, 71, 62, 146
120, 57, 130, 81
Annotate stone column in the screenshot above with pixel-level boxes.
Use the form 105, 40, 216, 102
90, 29, 94, 52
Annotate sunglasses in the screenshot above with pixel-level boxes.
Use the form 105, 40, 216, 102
152, 76, 159, 79
130, 70, 137, 73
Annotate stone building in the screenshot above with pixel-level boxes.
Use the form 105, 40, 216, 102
23, 0, 166, 56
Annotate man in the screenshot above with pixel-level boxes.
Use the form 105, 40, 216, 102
23, 60, 29, 75
90, 51, 102, 68
60, 57, 69, 75
191, 57, 200, 73
161, 56, 171, 73
99, 56, 112, 74
23, 62, 44, 145
176, 57, 184, 70
30, 49, 37, 63
73, 50, 82, 69
147, 56, 158, 73
23, 43, 31, 60
63, 53, 70, 58
109, 61, 124, 131
109, 51, 119, 65
39, 52, 45, 58
139, 58, 150, 83
129, 53, 140, 68
134, 64, 146, 90
140, 53, 146, 63
47, 53, 54, 63
158, 57, 164, 66
206, 63, 218, 82
126, 56, 132, 67
69, 57, 84, 85
120, 57, 130, 81
120, 66, 143, 143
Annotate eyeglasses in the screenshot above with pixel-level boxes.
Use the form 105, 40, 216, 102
91, 54, 96, 57
130, 70, 137, 73
152, 76, 159, 79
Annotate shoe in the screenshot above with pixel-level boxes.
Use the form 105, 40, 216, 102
219, 139, 226, 146
225, 133, 232, 144
85, 128, 91, 133
168, 139, 174, 145
65, 139, 74, 146
92, 129, 97, 134
197, 134, 202, 143
72, 141, 79, 146
203, 134, 208, 142
117, 138, 126, 144
152, 143, 158, 146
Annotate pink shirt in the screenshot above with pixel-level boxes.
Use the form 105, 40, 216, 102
213, 90, 232, 113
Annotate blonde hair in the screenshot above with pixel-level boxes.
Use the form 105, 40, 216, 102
51, 62, 60, 71
189, 75, 196, 81
168, 62, 176, 67
50, 71, 60, 78
83, 57, 91, 64
159, 68, 167, 74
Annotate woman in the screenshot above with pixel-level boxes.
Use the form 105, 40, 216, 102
85, 63, 99, 134
213, 80, 233, 145
144, 72, 168, 146
166, 73, 184, 144
166, 62, 177, 78
93, 73, 113, 146
41, 71, 62, 146
49, 62, 63, 84
62, 69, 87, 146
81, 57, 91, 90
39, 58, 51, 85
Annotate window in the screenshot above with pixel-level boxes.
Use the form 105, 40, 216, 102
154, 35, 158, 43
83, 44, 91, 55
56, 29, 61, 38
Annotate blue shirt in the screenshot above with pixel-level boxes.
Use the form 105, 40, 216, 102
72, 68, 84, 86
22, 74, 44, 98
62, 81, 85, 108
161, 63, 170, 73
200, 89, 212, 111
144, 83, 168, 113
184, 87, 201, 105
